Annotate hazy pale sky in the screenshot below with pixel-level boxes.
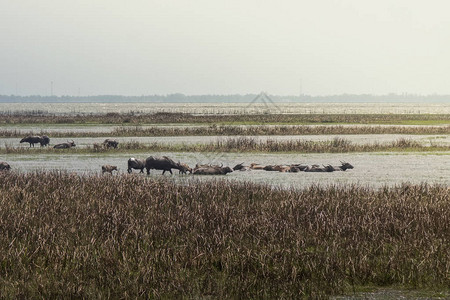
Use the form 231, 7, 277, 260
1, 0, 450, 96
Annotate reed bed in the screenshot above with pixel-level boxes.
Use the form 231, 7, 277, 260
0, 172, 448, 298
1, 137, 449, 155
1, 124, 449, 138
0, 112, 449, 125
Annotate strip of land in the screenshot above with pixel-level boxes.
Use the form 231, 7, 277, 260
1, 112, 449, 125
2, 137, 450, 155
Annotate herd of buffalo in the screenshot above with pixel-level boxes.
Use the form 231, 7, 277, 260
0, 136, 355, 175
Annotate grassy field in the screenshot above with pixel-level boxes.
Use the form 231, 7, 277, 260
1, 112, 450, 125
0, 172, 448, 298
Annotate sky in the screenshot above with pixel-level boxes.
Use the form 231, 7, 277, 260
1, 0, 450, 96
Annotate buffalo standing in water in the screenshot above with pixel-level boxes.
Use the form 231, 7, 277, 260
102, 165, 118, 174
127, 158, 145, 173
0, 161, 11, 171
53, 140, 76, 149
103, 139, 119, 149
20, 135, 49, 147
145, 156, 186, 175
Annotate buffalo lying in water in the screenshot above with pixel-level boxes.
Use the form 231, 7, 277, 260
145, 156, 186, 175
233, 163, 251, 171
0, 162, 11, 171
54, 140, 76, 149
193, 166, 233, 175
127, 158, 145, 173
20, 135, 50, 147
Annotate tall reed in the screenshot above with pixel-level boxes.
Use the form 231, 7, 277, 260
0, 172, 448, 298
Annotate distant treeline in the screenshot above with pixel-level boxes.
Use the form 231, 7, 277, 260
1, 93, 450, 103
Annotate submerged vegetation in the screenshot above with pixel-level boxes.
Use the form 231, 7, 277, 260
0, 172, 448, 298
2, 137, 449, 155
0, 111, 449, 125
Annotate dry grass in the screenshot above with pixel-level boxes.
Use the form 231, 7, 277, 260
0, 172, 448, 298
0, 112, 449, 125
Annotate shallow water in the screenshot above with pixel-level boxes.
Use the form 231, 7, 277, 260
1, 102, 449, 115
2, 134, 449, 148
4, 152, 449, 188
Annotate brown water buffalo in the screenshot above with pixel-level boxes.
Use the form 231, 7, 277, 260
102, 165, 118, 174
53, 140, 76, 149
145, 156, 185, 175
178, 163, 192, 174
103, 139, 119, 149
20, 136, 44, 147
0, 162, 11, 171
193, 166, 233, 175
250, 163, 265, 170
127, 158, 145, 173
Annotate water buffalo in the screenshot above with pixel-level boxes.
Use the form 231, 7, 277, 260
193, 166, 233, 175
145, 156, 185, 175
0, 162, 11, 171
195, 163, 223, 169
178, 163, 192, 174
53, 140, 76, 149
304, 165, 334, 172
127, 158, 145, 173
102, 165, 118, 174
38, 135, 50, 146
331, 161, 354, 171
250, 163, 265, 170
20, 136, 44, 147
103, 139, 119, 149
263, 165, 290, 172
233, 163, 251, 171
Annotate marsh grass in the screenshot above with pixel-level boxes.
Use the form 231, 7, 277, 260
2, 124, 449, 138
1, 137, 449, 155
0, 172, 448, 298
1, 112, 449, 125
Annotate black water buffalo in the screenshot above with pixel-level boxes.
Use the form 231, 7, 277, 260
233, 163, 251, 171
103, 139, 119, 149
330, 161, 354, 171
102, 165, 118, 174
193, 166, 233, 175
127, 158, 145, 173
20, 136, 44, 147
0, 162, 11, 171
53, 140, 76, 149
145, 156, 185, 175
304, 165, 334, 172
263, 165, 290, 172
41, 135, 50, 146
